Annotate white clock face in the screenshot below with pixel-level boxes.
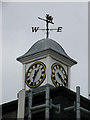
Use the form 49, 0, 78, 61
51, 63, 68, 87
25, 61, 46, 88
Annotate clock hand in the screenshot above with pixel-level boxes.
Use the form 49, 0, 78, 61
32, 70, 37, 82
36, 69, 39, 74
57, 72, 67, 86
57, 72, 66, 85
32, 69, 39, 82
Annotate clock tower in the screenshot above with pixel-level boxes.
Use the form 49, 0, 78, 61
17, 38, 77, 90
16, 14, 77, 118
17, 14, 77, 90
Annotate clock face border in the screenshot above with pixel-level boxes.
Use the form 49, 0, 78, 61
51, 63, 68, 87
25, 61, 46, 88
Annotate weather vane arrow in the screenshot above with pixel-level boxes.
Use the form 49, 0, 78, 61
32, 14, 63, 38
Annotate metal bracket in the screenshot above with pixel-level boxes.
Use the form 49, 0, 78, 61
30, 104, 46, 111
50, 99, 60, 114
64, 101, 76, 112
54, 104, 60, 114
80, 107, 90, 113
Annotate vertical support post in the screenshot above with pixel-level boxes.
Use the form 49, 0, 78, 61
17, 89, 25, 119
76, 86, 80, 120
45, 85, 50, 120
22, 64, 26, 90
28, 89, 32, 120
67, 66, 71, 88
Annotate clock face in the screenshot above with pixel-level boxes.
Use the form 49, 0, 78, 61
51, 63, 68, 87
25, 61, 46, 88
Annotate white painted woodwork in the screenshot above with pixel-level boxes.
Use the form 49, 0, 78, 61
17, 89, 25, 119
25, 55, 68, 90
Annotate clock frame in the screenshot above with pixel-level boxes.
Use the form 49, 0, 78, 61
25, 61, 46, 88
51, 63, 68, 87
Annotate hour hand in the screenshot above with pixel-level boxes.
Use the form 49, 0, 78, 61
36, 69, 39, 74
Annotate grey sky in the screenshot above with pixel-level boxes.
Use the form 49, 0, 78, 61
1, 2, 88, 104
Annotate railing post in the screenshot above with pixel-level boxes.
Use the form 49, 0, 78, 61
76, 86, 80, 120
45, 85, 50, 120
28, 89, 32, 120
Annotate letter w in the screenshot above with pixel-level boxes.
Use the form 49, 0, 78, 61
32, 27, 39, 32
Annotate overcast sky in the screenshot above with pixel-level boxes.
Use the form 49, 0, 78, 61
1, 2, 89, 104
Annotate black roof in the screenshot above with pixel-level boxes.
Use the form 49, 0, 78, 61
2, 86, 90, 113
1, 86, 90, 120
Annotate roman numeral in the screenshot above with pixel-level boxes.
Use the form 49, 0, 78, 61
53, 76, 55, 80
42, 71, 45, 74
41, 67, 44, 70
35, 64, 37, 68
40, 75, 43, 79
27, 79, 30, 84
52, 72, 55, 75
32, 27, 39, 32
27, 75, 30, 79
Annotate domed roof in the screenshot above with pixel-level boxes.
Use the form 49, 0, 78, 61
22, 38, 68, 57
17, 38, 77, 65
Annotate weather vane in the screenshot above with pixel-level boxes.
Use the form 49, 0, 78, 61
32, 14, 63, 38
